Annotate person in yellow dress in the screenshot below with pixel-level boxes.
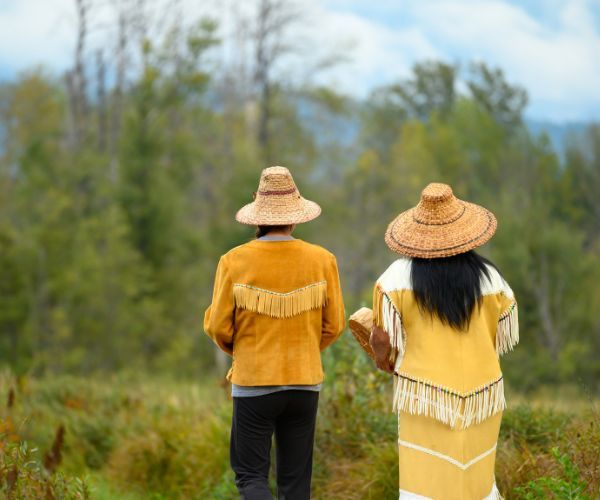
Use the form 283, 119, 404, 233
369, 183, 518, 500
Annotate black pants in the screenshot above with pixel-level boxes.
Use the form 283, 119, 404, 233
230, 390, 319, 500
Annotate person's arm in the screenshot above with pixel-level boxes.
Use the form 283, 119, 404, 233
371, 282, 400, 374
496, 283, 519, 356
203, 256, 235, 356
320, 254, 345, 350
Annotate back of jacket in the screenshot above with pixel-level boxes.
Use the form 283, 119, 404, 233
204, 239, 345, 386
373, 257, 519, 429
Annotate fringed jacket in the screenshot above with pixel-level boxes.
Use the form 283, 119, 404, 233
373, 257, 519, 430
204, 239, 345, 386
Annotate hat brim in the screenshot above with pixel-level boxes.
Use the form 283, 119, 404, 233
384, 201, 497, 258
235, 197, 321, 225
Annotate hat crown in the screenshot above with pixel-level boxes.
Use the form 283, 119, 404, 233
235, 165, 321, 225
258, 166, 298, 195
414, 183, 464, 225
422, 183, 453, 201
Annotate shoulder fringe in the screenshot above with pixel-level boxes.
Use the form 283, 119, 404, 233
497, 302, 519, 356
233, 281, 327, 318
393, 373, 506, 430
373, 285, 405, 360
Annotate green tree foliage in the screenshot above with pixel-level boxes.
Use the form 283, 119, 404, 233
0, 227, 30, 375
0, 5, 598, 391
467, 62, 528, 130
336, 62, 599, 392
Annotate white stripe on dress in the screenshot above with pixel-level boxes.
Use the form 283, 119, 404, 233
399, 482, 502, 500
398, 440, 497, 470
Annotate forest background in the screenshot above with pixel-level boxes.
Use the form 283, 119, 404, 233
0, 0, 599, 498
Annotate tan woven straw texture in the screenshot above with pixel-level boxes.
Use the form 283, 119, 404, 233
236, 166, 321, 225
348, 307, 376, 360
385, 183, 497, 259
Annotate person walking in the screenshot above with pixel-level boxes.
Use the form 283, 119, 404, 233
204, 166, 345, 500
369, 183, 518, 499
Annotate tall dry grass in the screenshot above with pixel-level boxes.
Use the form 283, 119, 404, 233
0, 364, 598, 498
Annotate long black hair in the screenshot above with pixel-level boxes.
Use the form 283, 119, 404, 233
410, 251, 497, 331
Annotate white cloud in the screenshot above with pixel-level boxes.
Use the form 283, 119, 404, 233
0, 0, 217, 74
0, 0, 599, 120
298, 3, 441, 95
0, 0, 74, 74
409, 0, 600, 120
314, 0, 600, 120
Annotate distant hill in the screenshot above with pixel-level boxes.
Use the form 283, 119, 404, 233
525, 120, 590, 158
297, 94, 593, 160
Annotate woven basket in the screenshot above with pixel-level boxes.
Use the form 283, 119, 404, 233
348, 307, 375, 360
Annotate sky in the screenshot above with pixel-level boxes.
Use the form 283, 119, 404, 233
0, 0, 599, 122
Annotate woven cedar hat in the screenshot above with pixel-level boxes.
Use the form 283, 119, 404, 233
236, 166, 321, 225
385, 183, 497, 259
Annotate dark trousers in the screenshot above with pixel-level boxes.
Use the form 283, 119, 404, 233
230, 390, 319, 500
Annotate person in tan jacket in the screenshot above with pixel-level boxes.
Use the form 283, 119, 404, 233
204, 166, 345, 500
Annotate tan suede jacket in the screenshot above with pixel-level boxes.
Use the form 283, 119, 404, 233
204, 239, 345, 386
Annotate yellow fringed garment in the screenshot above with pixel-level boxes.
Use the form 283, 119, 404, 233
373, 257, 518, 499
203, 239, 345, 386
233, 281, 328, 318
393, 373, 506, 430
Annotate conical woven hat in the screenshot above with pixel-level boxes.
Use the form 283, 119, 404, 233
385, 183, 497, 258
236, 166, 321, 225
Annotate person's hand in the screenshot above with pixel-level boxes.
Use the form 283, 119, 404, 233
370, 325, 394, 374
375, 355, 394, 374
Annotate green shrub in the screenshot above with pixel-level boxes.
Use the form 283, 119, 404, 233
565, 410, 600, 490
71, 417, 116, 469
496, 408, 599, 498
107, 406, 234, 498
513, 447, 589, 499
2, 368, 599, 498
500, 404, 571, 448
0, 435, 90, 499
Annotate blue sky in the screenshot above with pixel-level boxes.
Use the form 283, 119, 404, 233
1, 0, 599, 122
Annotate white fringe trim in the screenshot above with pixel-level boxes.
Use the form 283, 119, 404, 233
496, 302, 519, 356
383, 292, 405, 356
375, 286, 406, 368
393, 373, 506, 429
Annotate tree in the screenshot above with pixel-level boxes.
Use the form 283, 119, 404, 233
388, 61, 457, 121
561, 125, 600, 244
0, 225, 31, 374
467, 62, 528, 131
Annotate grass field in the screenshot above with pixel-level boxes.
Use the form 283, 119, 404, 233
1, 367, 598, 499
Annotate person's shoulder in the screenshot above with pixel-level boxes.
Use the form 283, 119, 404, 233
297, 240, 337, 261
481, 263, 514, 298
377, 257, 412, 292
220, 241, 255, 262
